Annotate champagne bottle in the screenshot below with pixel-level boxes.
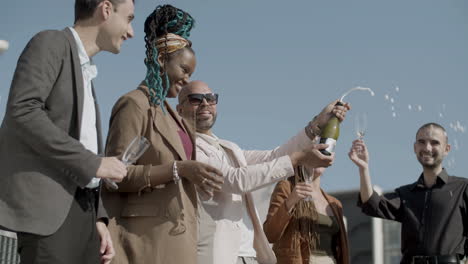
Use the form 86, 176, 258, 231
319, 101, 343, 156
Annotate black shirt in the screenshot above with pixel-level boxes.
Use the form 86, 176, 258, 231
358, 169, 468, 264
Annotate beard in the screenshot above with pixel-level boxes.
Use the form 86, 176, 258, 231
196, 112, 217, 132
417, 152, 444, 169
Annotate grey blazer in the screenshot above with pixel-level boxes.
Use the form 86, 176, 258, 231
0, 28, 106, 236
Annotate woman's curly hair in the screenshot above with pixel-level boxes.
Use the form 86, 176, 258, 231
143, 4, 195, 109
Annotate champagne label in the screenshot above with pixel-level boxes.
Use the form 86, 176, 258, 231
323, 138, 337, 153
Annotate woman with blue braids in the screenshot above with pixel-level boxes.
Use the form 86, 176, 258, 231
102, 5, 224, 264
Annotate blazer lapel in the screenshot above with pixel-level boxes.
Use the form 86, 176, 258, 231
63, 28, 84, 138
218, 140, 247, 167
245, 192, 277, 264
323, 190, 341, 220
322, 190, 349, 264
153, 102, 188, 161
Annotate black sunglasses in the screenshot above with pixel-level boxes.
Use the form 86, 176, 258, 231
185, 93, 219, 106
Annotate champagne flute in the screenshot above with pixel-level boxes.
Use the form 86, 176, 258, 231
354, 112, 367, 140
104, 136, 150, 190
301, 166, 314, 202
121, 136, 150, 166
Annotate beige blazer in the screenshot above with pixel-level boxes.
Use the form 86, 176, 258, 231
102, 84, 198, 264
196, 131, 314, 264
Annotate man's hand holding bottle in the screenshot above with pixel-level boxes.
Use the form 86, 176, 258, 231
314, 99, 351, 127
289, 144, 334, 168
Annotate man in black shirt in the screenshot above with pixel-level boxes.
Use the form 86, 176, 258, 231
349, 123, 468, 264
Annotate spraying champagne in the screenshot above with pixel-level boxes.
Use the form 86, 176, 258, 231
318, 86, 374, 156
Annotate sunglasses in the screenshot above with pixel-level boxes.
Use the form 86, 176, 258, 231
184, 93, 219, 106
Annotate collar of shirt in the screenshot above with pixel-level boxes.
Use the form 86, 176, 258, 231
68, 27, 98, 81
197, 132, 222, 150
411, 168, 449, 190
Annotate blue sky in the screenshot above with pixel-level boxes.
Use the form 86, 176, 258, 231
1, 0, 467, 202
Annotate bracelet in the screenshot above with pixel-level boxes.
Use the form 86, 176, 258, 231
305, 116, 321, 140
172, 161, 181, 184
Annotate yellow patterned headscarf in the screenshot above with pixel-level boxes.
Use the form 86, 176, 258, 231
156, 33, 190, 55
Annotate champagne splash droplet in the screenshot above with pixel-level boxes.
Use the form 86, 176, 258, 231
340, 86, 375, 102
454, 139, 459, 150
417, 105, 422, 111
390, 98, 394, 103
453, 121, 466, 133
385, 94, 389, 101
408, 104, 412, 110
395, 86, 400, 92
392, 112, 396, 118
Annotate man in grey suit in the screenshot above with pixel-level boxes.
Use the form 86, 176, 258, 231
0, 0, 134, 263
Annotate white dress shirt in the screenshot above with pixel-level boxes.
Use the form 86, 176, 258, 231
69, 27, 100, 188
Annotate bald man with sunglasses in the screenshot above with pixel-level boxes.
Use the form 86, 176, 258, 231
176, 80, 350, 264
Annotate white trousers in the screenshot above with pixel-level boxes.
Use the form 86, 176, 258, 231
309, 255, 337, 264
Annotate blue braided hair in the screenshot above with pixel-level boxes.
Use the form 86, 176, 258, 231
143, 5, 195, 111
